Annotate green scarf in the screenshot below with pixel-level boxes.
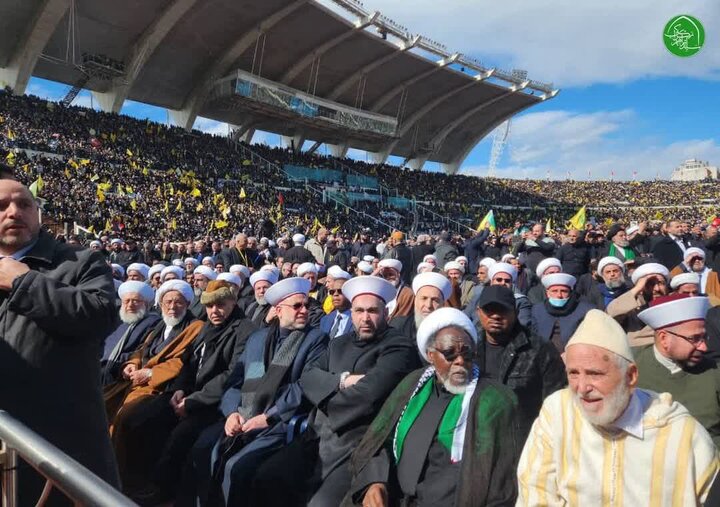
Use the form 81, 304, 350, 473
393, 378, 463, 462
609, 242, 635, 261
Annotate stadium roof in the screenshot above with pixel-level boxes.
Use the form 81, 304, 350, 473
0, 0, 558, 173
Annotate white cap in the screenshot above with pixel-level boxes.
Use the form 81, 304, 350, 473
416, 262, 433, 274
378, 259, 402, 272
412, 272, 452, 301
185, 257, 199, 266
542, 273, 577, 289
342, 276, 397, 305
110, 238, 124, 245
416, 307, 477, 362
631, 263, 670, 285
670, 272, 701, 290
147, 264, 165, 281
638, 295, 709, 330
685, 247, 706, 260
126, 263, 150, 280
488, 262, 518, 283
297, 262, 318, 277
598, 256, 624, 275
260, 265, 280, 277
111, 263, 125, 278
566, 309, 633, 363
292, 233, 306, 245
160, 265, 185, 282
117, 281, 154, 304
327, 265, 351, 280
443, 261, 465, 274
357, 261, 373, 274
202, 256, 215, 264
156, 280, 194, 305
250, 270, 278, 287
171, 259, 184, 267
217, 272, 243, 288
626, 225, 640, 236
265, 277, 311, 306
193, 265, 217, 281
90, 240, 102, 248
455, 256, 468, 264
423, 254, 438, 263
536, 257, 562, 278
479, 257, 497, 269
363, 255, 376, 263
229, 264, 250, 278
500, 253, 515, 263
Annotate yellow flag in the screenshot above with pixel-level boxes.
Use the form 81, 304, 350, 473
90, 174, 99, 182
130, 199, 137, 211
110, 133, 117, 143
116, 184, 125, 196
29, 180, 40, 197
68, 159, 79, 170
164, 201, 169, 214
98, 182, 112, 192
176, 201, 183, 211
239, 187, 247, 199
125, 185, 133, 194
331, 225, 340, 234
97, 187, 106, 203
87, 225, 95, 234
80, 158, 90, 166
167, 184, 174, 196
156, 187, 162, 198
568, 206, 586, 230
142, 167, 149, 176
126, 148, 133, 157
196, 202, 204, 212
105, 218, 112, 231
21, 163, 29, 174
64, 168, 71, 179
6, 128, 15, 141
191, 188, 201, 198
214, 220, 228, 229
170, 218, 177, 230
476, 210, 497, 233
5, 151, 15, 165
545, 217, 553, 234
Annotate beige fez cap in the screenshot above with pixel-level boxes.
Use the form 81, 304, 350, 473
566, 309, 634, 362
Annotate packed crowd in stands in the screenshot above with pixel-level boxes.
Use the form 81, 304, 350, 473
5, 86, 720, 506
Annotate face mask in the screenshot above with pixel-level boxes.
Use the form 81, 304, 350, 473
548, 297, 569, 308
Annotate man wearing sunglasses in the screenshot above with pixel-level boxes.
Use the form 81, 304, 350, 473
319, 269, 353, 339
348, 307, 522, 507
475, 285, 565, 442
189, 277, 328, 506
635, 293, 720, 446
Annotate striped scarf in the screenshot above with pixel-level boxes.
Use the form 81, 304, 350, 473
393, 365, 480, 464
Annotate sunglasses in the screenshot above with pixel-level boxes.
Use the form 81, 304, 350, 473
278, 302, 310, 311
433, 346, 474, 363
328, 289, 343, 295
494, 278, 513, 284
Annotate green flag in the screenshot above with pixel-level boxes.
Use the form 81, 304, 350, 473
477, 210, 496, 233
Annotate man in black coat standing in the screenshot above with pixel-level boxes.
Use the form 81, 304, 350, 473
219, 233, 261, 271
651, 220, 688, 270
0, 174, 120, 502
251, 276, 417, 506
555, 229, 591, 278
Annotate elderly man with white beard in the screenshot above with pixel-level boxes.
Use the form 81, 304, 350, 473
344, 308, 522, 507
101, 281, 161, 385
390, 272, 451, 354
244, 270, 278, 327
670, 247, 720, 302
516, 310, 719, 506
189, 265, 218, 318
576, 256, 631, 310
377, 258, 414, 319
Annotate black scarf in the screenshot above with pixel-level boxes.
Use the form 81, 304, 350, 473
543, 292, 580, 317
191, 306, 243, 358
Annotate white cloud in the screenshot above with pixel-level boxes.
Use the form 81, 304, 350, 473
192, 117, 229, 137
471, 109, 720, 180
357, 0, 720, 87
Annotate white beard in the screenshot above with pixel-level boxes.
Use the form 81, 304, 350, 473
255, 296, 266, 306
119, 307, 146, 325
605, 276, 625, 289
414, 312, 426, 329
163, 311, 186, 328
572, 383, 631, 428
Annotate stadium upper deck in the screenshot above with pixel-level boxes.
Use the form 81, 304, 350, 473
0, 0, 558, 173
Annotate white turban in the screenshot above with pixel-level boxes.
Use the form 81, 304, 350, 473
631, 263, 670, 285
160, 265, 185, 282
127, 263, 150, 280
423, 254, 438, 263
171, 259, 184, 267
412, 272, 452, 301
357, 261, 373, 274
250, 270, 277, 287
217, 272, 243, 288
488, 262, 518, 282
111, 264, 125, 278
416, 262, 433, 274
363, 255, 376, 263
229, 265, 250, 278
202, 256, 215, 264
327, 265, 351, 280
297, 262, 318, 276
184, 257, 199, 267
265, 277, 311, 306
378, 259, 402, 272
479, 257, 497, 269
416, 307, 477, 362
117, 281, 154, 304
535, 258, 562, 278
443, 261, 465, 274
292, 233, 306, 245
341, 277, 396, 304
541, 273, 576, 289
148, 264, 165, 280
670, 272, 700, 290
193, 265, 217, 281
500, 253, 515, 263
685, 247, 705, 261
598, 256, 624, 275
566, 309, 633, 362
156, 280, 194, 305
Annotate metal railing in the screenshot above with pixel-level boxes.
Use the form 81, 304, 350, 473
0, 410, 136, 507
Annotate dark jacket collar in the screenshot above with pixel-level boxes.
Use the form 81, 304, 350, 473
17, 230, 57, 265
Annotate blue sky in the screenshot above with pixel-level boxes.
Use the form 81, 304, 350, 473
23, 0, 720, 181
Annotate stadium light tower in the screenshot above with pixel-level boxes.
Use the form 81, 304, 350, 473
486, 69, 527, 177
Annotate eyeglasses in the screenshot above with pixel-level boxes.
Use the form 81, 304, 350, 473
664, 329, 707, 347
328, 289, 343, 295
432, 346, 474, 363
278, 302, 310, 311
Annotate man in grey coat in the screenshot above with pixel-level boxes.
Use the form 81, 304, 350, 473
0, 174, 120, 503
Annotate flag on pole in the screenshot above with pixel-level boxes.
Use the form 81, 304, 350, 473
239, 187, 247, 199
546, 217, 553, 234
568, 206, 586, 230
96, 187, 105, 203
476, 210, 496, 233
191, 188, 201, 198
130, 199, 137, 211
